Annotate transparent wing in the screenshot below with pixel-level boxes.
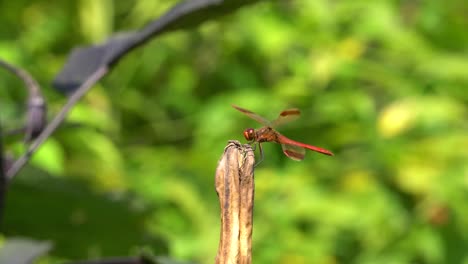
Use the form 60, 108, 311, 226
281, 143, 306, 161
270, 108, 300, 128
232, 105, 271, 126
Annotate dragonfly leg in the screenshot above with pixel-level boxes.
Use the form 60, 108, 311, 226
250, 142, 256, 151
254, 143, 264, 167
245, 142, 263, 167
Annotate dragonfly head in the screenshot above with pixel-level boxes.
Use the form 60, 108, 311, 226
243, 128, 256, 141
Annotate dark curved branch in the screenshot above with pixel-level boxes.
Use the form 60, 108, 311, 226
53, 0, 260, 93
6, 67, 108, 179
0, 59, 47, 142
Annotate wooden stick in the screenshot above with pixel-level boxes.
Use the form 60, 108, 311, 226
215, 140, 255, 264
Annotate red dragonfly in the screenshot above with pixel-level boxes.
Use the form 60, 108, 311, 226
232, 105, 333, 162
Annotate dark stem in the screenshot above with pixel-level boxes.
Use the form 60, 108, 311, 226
0, 59, 47, 142
6, 66, 109, 179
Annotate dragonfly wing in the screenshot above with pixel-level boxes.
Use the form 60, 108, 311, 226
232, 105, 271, 126
270, 108, 301, 128
281, 143, 306, 161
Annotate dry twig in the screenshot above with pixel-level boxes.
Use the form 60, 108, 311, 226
215, 140, 255, 264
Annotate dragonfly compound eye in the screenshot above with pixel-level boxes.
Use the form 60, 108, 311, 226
243, 128, 255, 141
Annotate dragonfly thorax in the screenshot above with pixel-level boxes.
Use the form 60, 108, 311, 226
243, 128, 256, 141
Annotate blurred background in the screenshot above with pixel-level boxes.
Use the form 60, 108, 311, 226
0, 0, 467, 263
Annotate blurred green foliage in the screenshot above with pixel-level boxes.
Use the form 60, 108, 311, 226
1, 0, 467, 263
